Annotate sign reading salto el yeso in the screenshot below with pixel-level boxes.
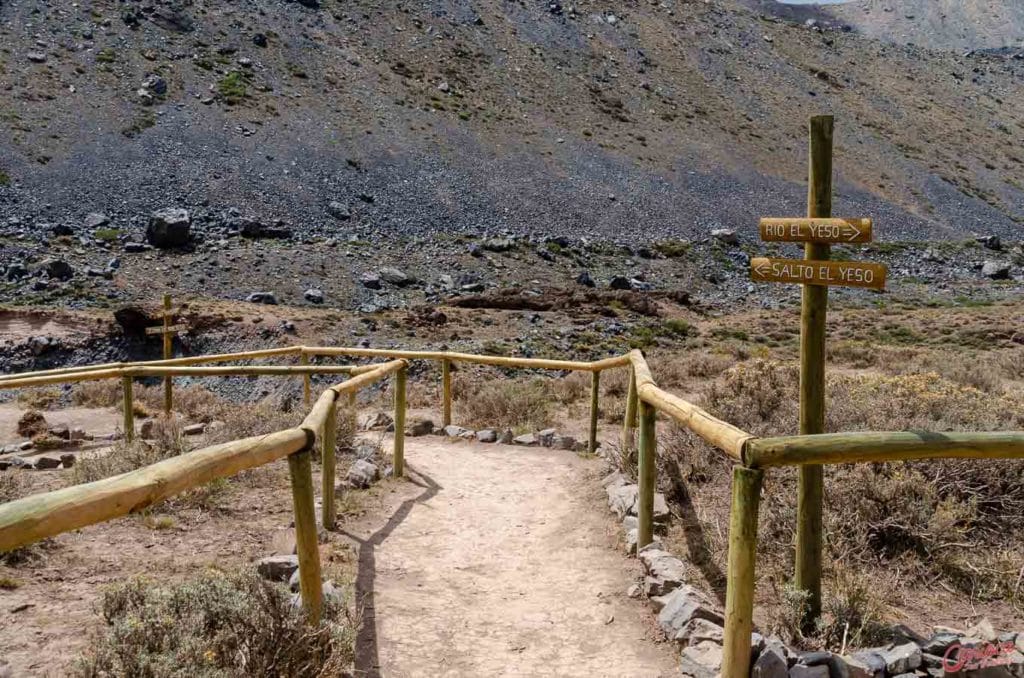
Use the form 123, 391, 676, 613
759, 217, 872, 244
750, 257, 886, 290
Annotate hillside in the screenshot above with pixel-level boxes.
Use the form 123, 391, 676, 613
0, 0, 1021, 257
829, 0, 1024, 52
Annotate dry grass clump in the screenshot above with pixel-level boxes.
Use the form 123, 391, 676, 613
16, 387, 62, 410
74, 571, 354, 678
0, 471, 27, 503
206, 401, 306, 445
70, 419, 190, 485
453, 374, 552, 430
660, 358, 1024, 648
73, 381, 226, 422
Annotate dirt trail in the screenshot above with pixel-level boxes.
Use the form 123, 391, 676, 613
345, 437, 677, 678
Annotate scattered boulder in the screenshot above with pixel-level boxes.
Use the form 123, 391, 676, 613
34, 455, 63, 470
639, 548, 687, 596
575, 270, 595, 287
655, 585, 724, 640
609, 275, 633, 290
146, 208, 191, 248
982, 261, 1011, 280
379, 267, 413, 286
182, 423, 206, 436
537, 428, 557, 447
789, 666, 829, 678
347, 459, 380, 488
476, 429, 497, 443
442, 425, 472, 438
246, 292, 278, 304
498, 429, 514, 444
753, 645, 790, 678
406, 418, 434, 437
679, 640, 723, 678
303, 288, 324, 304
359, 412, 393, 431
256, 554, 299, 582
27, 51, 47, 63
17, 410, 48, 438
482, 238, 515, 252
327, 201, 351, 220
512, 432, 539, 446
711, 228, 739, 245
43, 259, 73, 280
359, 272, 382, 289
876, 643, 922, 675
977, 235, 1002, 250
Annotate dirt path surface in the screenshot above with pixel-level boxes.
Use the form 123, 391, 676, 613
346, 437, 678, 678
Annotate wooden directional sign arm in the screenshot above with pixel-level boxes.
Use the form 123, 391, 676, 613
750, 257, 886, 290
759, 218, 872, 244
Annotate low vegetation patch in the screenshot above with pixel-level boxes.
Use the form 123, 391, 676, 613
74, 571, 354, 677
659, 359, 1024, 649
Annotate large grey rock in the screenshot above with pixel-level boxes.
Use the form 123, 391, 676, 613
498, 429, 514, 444
922, 633, 961, 655
790, 666, 829, 678
712, 228, 739, 245
537, 428, 557, 447
147, 208, 191, 248
679, 617, 724, 645
246, 292, 278, 304
256, 554, 299, 581
654, 584, 724, 639
476, 429, 497, 443
607, 483, 638, 518
379, 267, 412, 286
512, 433, 539, 447
43, 259, 73, 280
34, 455, 63, 469
327, 201, 351, 220
405, 418, 434, 437
848, 651, 887, 678
442, 425, 472, 438
966, 618, 998, 642
358, 411, 392, 431
359, 272, 382, 289
837, 654, 883, 678
679, 640, 723, 678
304, 288, 324, 304
753, 645, 789, 678
84, 212, 110, 229
347, 459, 379, 488
982, 261, 1011, 280
877, 643, 922, 675
553, 435, 576, 450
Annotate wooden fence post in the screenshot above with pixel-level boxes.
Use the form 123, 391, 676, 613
441, 359, 452, 428
300, 351, 311, 407
162, 293, 173, 415
722, 466, 764, 678
588, 370, 600, 454
394, 366, 407, 477
349, 389, 357, 432
622, 367, 638, 452
288, 446, 324, 624
796, 114, 832, 626
636, 400, 656, 549
122, 376, 134, 442
321, 398, 338, 530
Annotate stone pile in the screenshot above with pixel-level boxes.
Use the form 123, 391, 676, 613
601, 471, 1024, 678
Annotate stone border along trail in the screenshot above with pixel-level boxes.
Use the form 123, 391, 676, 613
344, 437, 678, 677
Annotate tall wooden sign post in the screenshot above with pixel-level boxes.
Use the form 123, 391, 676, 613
750, 116, 886, 627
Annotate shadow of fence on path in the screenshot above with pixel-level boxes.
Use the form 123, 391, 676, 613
664, 457, 727, 604
343, 464, 442, 678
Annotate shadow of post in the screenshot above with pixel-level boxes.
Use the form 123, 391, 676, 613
664, 457, 727, 604
342, 464, 441, 678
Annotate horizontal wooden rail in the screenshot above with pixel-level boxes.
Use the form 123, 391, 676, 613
300, 360, 408, 444
0, 429, 309, 552
305, 347, 604, 372
0, 363, 369, 390
0, 346, 304, 383
629, 350, 752, 460
745, 430, 1024, 468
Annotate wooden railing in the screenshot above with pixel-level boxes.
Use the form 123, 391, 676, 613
2, 345, 1023, 674
0, 346, 627, 624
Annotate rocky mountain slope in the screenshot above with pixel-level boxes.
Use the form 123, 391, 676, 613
0, 0, 1022, 312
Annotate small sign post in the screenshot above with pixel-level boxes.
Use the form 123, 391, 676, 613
144, 294, 189, 414
749, 116, 887, 630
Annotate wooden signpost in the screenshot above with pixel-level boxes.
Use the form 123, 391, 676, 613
142, 294, 187, 414
749, 116, 887, 629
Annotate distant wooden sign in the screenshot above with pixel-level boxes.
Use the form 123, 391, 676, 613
145, 324, 187, 335
759, 218, 872, 244
750, 257, 887, 290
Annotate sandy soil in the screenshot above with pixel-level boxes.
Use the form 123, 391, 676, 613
345, 437, 678, 678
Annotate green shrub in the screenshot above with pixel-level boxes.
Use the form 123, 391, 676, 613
217, 71, 248, 103
94, 227, 120, 241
